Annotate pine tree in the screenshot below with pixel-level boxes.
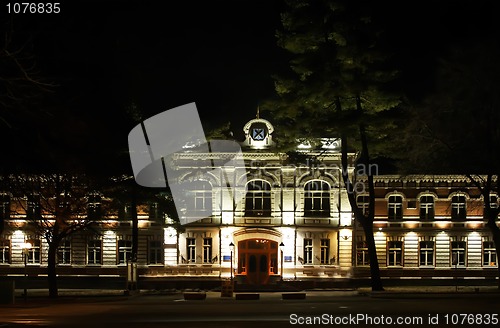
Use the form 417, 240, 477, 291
265, 0, 401, 291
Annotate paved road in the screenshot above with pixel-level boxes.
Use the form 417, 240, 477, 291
1, 291, 499, 327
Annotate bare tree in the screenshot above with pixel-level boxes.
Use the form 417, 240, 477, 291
6, 174, 104, 298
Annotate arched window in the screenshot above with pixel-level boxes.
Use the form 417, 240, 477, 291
245, 180, 271, 216
387, 194, 403, 220
304, 180, 330, 217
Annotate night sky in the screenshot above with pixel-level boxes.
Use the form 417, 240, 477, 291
2, 0, 500, 174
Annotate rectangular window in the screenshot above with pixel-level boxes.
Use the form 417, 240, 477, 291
303, 239, 313, 264
187, 238, 196, 263
87, 192, 102, 220
451, 195, 466, 221
87, 239, 102, 265
26, 239, 41, 264
451, 241, 466, 266
0, 239, 10, 264
419, 241, 434, 266
356, 241, 370, 266
356, 195, 370, 215
388, 195, 403, 220
483, 241, 497, 266
489, 194, 498, 209
27, 194, 41, 220
320, 239, 329, 264
419, 196, 434, 220
148, 240, 163, 265
387, 241, 403, 266
0, 193, 10, 221
57, 240, 71, 265
118, 239, 132, 264
203, 238, 212, 263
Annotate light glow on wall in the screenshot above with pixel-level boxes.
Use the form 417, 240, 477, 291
339, 212, 352, 226
164, 227, 177, 244
339, 228, 352, 240
405, 221, 419, 229
282, 212, 294, 225
222, 212, 233, 225
435, 222, 451, 229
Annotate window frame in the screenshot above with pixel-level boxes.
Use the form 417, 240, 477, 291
57, 239, 71, 265
304, 180, 331, 217
148, 239, 163, 265
203, 237, 212, 264
419, 240, 435, 267
303, 238, 313, 264
387, 240, 403, 267
356, 240, 370, 266
451, 194, 467, 221
87, 238, 102, 265
451, 241, 466, 267
483, 241, 497, 267
245, 180, 272, 217
387, 195, 403, 220
320, 239, 330, 264
187, 238, 196, 263
419, 195, 435, 220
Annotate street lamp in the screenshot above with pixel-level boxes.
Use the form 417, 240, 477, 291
21, 242, 32, 300
229, 242, 234, 281
279, 242, 284, 282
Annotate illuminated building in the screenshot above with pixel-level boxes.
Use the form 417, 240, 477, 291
0, 116, 497, 285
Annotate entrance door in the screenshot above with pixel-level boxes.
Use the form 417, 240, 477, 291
238, 239, 278, 285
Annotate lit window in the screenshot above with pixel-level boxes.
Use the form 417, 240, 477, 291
26, 239, 41, 264
148, 239, 163, 265
419, 241, 434, 267
303, 239, 313, 264
245, 180, 271, 216
320, 239, 330, 264
0, 239, 10, 264
451, 195, 466, 221
304, 181, 330, 217
388, 195, 403, 220
356, 240, 370, 266
117, 239, 132, 264
57, 239, 71, 264
419, 195, 434, 220
483, 241, 497, 266
203, 238, 212, 263
387, 241, 403, 266
451, 241, 466, 266
87, 239, 102, 265
187, 238, 196, 263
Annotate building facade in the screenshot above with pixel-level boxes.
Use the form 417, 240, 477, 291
0, 116, 498, 284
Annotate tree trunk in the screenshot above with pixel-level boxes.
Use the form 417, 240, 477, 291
361, 221, 384, 291
341, 132, 384, 291
131, 186, 138, 262
47, 241, 58, 298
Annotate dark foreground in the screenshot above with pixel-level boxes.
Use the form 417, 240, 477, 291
0, 288, 499, 328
